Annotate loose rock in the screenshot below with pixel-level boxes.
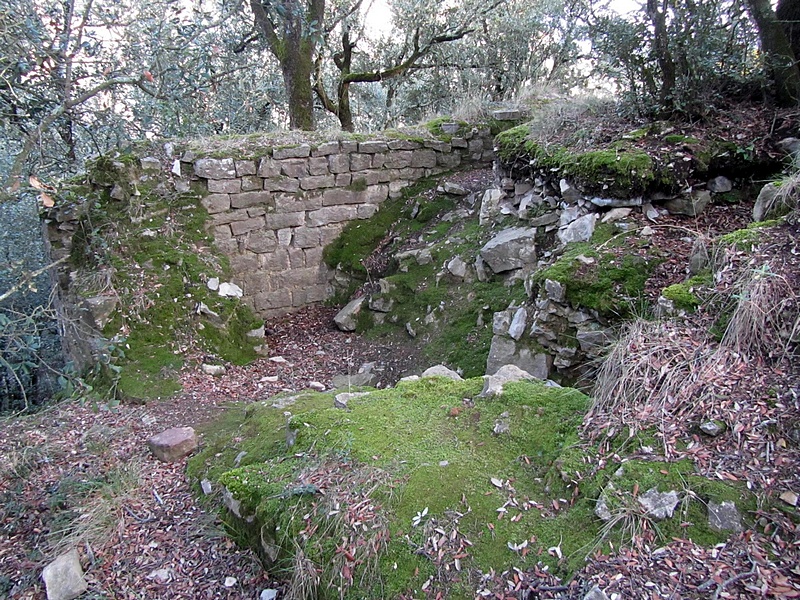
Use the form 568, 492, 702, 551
147, 426, 198, 462
480, 364, 536, 397
708, 500, 743, 532
637, 488, 680, 520
421, 365, 463, 381
42, 548, 87, 600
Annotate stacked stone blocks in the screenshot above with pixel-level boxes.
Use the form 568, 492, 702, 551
189, 134, 492, 317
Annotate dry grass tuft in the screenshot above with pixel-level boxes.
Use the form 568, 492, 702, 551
523, 94, 622, 150
451, 95, 492, 123
48, 460, 143, 557
287, 547, 320, 600
720, 262, 798, 359
591, 319, 716, 428
766, 171, 800, 220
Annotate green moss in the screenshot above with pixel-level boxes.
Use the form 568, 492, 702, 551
623, 127, 650, 140
664, 134, 701, 144
68, 155, 261, 401
717, 220, 781, 250
496, 127, 655, 196
535, 242, 657, 317
346, 177, 368, 192
424, 116, 469, 141
418, 281, 528, 377
486, 117, 523, 137
494, 124, 532, 162
590, 459, 756, 549
661, 275, 712, 312
384, 129, 427, 145
415, 195, 457, 223
189, 377, 594, 594
323, 177, 441, 278
571, 149, 654, 196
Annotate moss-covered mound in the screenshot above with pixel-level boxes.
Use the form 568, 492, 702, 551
188, 375, 750, 599
495, 121, 778, 198
55, 153, 262, 401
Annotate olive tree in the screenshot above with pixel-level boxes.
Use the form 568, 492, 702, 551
590, 0, 762, 116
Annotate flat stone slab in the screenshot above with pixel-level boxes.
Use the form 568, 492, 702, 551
480, 227, 537, 273
147, 426, 198, 462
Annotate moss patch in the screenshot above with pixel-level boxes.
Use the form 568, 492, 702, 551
189, 377, 595, 596
65, 153, 262, 402
717, 220, 781, 251
534, 240, 659, 318
661, 274, 713, 312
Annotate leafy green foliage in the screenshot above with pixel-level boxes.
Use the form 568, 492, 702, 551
589, 0, 762, 117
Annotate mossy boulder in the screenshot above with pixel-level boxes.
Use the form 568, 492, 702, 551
533, 239, 659, 318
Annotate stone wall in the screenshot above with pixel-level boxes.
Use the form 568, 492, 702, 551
184, 131, 494, 317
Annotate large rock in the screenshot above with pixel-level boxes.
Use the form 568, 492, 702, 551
752, 182, 793, 222
42, 548, 87, 600
576, 328, 614, 356
194, 157, 237, 179
147, 427, 198, 462
479, 364, 536, 397
507, 307, 527, 341
480, 228, 537, 273
492, 109, 522, 120
583, 586, 610, 600
332, 371, 378, 388
664, 190, 711, 216
486, 336, 552, 379
707, 176, 732, 193
81, 295, 118, 329
479, 189, 504, 225
558, 213, 597, 245
421, 365, 463, 381
334, 296, 366, 331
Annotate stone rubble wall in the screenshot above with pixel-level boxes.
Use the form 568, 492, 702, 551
185, 133, 494, 317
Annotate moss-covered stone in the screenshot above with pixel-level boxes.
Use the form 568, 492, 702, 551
64, 154, 262, 402
661, 274, 713, 312
189, 377, 594, 595
534, 239, 659, 318
424, 116, 469, 141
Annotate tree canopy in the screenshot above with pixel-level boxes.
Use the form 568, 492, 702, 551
1, 0, 799, 194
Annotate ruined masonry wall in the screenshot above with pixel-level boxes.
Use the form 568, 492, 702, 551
188, 133, 494, 317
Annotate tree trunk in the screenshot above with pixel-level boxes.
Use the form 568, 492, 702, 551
747, 0, 800, 106
337, 81, 354, 132
250, 0, 324, 131
777, 0, 800, 66
282, 41, 317, 131
646, 0, 677, 113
